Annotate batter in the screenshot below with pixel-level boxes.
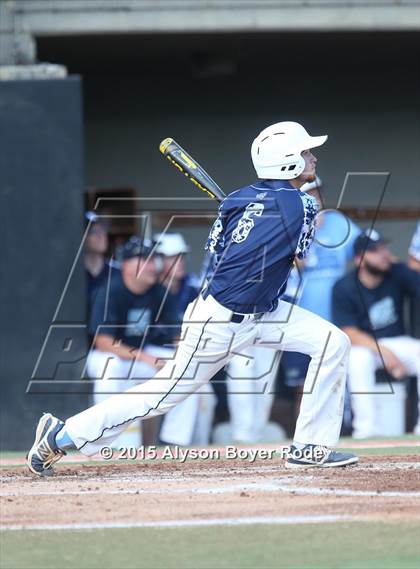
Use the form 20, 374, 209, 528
27, 121, 358, 474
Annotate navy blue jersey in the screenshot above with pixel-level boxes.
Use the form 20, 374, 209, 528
89, 271, 180, 349
150, 273, 200, 346
204, 180, 318, 313
173, 273, 201, 319
332, 263, 419, 339
86, 260, 120, 317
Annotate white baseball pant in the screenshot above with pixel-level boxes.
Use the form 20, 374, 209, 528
66, 293, 350, 455
348, 335, 420, 439
87, 345, 215, 446
227, 346, 280, 443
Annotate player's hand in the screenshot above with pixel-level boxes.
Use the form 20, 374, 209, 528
136, 351, 166, 370
378, 345, 406, 379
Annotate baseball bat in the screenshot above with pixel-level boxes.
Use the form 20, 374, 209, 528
159, 138, 226, 203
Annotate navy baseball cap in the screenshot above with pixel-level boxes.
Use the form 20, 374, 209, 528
121, 236, 154, 260
353, 229, 388, 256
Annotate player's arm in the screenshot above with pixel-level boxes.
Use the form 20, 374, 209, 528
408, 255, 420, 271
89, 282, 163, 368
394, 263, 420, 297
342, 327, 406, 378
340, 328, 404, 373
331, 280, 406, 378
95, 333, 137, 360
95, 334, 163, 368
340, 327, 377, 351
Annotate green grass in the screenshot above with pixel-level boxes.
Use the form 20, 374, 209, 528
1, 521, 419, 569
340, 435, 419, 442
338, 446, 418, 457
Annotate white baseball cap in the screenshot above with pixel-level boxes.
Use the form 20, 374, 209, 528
154, 233, 190, 256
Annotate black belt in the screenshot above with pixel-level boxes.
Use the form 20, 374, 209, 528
231, 313, 245, 323
231, 312, 264, 323
201, 289, 264, 323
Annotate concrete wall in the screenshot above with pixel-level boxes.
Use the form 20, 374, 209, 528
2, 0, 419, 64
83, 72, 420, 207
15, 1, 420, 35
79, 52, 419, 268
35, 29, 419, 269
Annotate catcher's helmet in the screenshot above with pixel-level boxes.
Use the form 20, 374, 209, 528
251, 122, 327, 180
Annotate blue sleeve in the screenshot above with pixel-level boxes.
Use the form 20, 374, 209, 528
88, 282, 118, 338
332, 279, 360, 329
393, 263, 420, 298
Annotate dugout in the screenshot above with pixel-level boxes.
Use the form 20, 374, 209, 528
38, 30, 420, 269
1, 22, 419, 449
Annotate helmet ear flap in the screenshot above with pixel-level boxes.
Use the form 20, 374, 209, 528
251, 141, 305, 180
276, 154, 306, 179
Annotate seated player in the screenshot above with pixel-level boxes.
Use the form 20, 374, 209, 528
154, 232, 201, 322
153, 232, 216, 446
87, 236, 180, 444
332, 229, 420, 439
281, 176, 360, 422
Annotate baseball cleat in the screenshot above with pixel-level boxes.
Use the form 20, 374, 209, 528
27, 413, 66, 476
285, 444, 358, 469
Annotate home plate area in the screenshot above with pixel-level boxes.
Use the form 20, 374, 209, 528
1, 446, 419, 530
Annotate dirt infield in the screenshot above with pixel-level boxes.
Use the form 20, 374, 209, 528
1, 453, 419, 530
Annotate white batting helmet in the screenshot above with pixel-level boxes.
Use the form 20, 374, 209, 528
251, 122, 328, 180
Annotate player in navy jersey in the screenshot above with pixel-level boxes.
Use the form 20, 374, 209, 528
84, 212, 112, 316
86, 236, 180, 446
153, 231, 216, 447
28, 121, 358, 474
333, 229, 420, 439
153, 232, 201, 330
